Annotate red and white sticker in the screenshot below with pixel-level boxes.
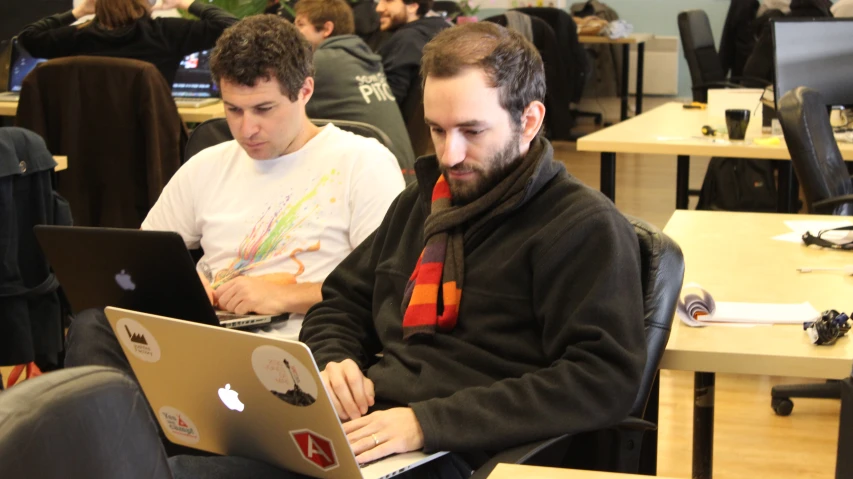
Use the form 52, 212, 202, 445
159, 406, 200, 444
116, 317, 161, 363
290, 429, 339, 471
251, 345, 318, 407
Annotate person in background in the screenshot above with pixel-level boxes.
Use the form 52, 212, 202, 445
374, 0, 449, 108
295, 0, 417, 182
17, 0, 236, 85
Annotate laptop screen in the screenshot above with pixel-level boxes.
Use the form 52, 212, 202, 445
9, 40, 47, 92
172, 50, 219, 99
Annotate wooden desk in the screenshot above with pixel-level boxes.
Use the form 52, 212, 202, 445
577, 102, 853, 211
487, 463, 684, 479
0, 101, 16, 117
0, 99, 225, 124
662, 210, 853, 479
578, 33, 654, 121
53, 155, 67, 171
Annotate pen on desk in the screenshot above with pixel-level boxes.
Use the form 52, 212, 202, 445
797, 266, 853, 275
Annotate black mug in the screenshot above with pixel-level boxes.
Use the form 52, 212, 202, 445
725, 109, 751, 140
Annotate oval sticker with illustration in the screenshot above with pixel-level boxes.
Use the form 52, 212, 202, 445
251, 345, 318, 407
159, 406, 200, 444
116, 317, 161, 363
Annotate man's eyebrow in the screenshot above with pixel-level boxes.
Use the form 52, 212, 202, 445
223, 101, 277, 109
423, 119, 488, 128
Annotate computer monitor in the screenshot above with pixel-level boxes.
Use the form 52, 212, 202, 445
171, 50, 219, 99
772, 18, 853, 108
7, 39, 47, 92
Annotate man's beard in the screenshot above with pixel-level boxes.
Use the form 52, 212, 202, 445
440, 130, 523, 206
381, 9, 408, 31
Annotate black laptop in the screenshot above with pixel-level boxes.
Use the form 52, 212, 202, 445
34, 226, 275, 329
171, 50, 220, 108
0, 39, 46, 102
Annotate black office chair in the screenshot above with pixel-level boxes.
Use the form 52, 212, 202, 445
470, 216, 685, 477
514, 7, 602, 127
678, 10, 770, 103
432, 1, 461, 20
0, 366, 172, 478
185, 118, 397, 164
779, 87, 853, 216
718, 0, 760, 79
769, 86, 851, 415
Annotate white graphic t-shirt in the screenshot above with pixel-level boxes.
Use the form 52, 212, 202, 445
142, 124, 405, 337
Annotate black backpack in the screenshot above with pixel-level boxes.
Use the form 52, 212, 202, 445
696, 157, 777, 212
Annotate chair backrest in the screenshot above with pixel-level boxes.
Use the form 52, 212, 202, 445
678, 10, 726, 103
0, 127, 71, 366
432, 1, 461, 19
185, 118, 398, 163
15, 56, 185, 228
0, 366, 171, 479
778, 87, 853, 215
718, 0, 760, 78
627, 216, 685, 418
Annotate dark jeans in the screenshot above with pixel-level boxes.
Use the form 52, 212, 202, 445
169, 453, 473, 479
65, 308, 136, 376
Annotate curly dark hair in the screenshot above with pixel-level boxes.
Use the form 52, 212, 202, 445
210, 15, 314, 101
420, 23, 546, 127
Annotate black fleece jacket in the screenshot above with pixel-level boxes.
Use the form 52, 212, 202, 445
300, 138, 647, 454
17, 1, 236, 86
377, 16, 450, 108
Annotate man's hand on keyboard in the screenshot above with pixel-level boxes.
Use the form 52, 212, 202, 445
320, 359, 375, 420
344, 408, 425, 464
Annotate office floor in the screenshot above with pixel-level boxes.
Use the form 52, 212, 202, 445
1, 97, 840, 478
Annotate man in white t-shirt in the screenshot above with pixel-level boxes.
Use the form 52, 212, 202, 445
64, 15, 404, 374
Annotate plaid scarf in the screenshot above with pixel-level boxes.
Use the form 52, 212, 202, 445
400, 138, 547, 340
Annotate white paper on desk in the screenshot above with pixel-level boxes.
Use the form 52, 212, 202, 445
676, 283, 819, 326
707, 302, 819, 324
708, 88, 765, 139
772, 220, 853, 243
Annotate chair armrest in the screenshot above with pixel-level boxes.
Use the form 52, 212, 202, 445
813, 195, 853, 210
469, 435, 570, 479
612, 416, 657, 431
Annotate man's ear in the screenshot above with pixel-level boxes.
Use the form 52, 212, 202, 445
519, 101, 546, 144
405, 2, 420, 20
321, 21, 335, 39
299, 76, 315, 104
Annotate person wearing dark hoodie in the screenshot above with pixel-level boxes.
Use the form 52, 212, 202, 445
17, 0, 236, 86
168, 23, 646, 479
295, 0, 416, 182
375, 0, 450, 109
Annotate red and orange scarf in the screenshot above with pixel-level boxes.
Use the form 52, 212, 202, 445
400, 139, 547, 340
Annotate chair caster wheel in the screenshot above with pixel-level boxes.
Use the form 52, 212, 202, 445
772, 397, 794, 416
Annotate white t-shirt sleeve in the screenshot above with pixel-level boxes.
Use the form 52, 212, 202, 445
141, 159, 202, 249
347, 143, 406, 248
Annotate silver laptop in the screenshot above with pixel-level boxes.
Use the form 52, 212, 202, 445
172, 50, 220, 108
104, 307, 447, 479
0, 39, 46, 102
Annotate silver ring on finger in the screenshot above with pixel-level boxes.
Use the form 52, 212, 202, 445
371, 433, 379, 447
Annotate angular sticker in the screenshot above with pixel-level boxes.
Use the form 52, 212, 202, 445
291, 429, 338, 471
116, 317, 161, 363
251, 345, 318, 406
159, 406, 200, 444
